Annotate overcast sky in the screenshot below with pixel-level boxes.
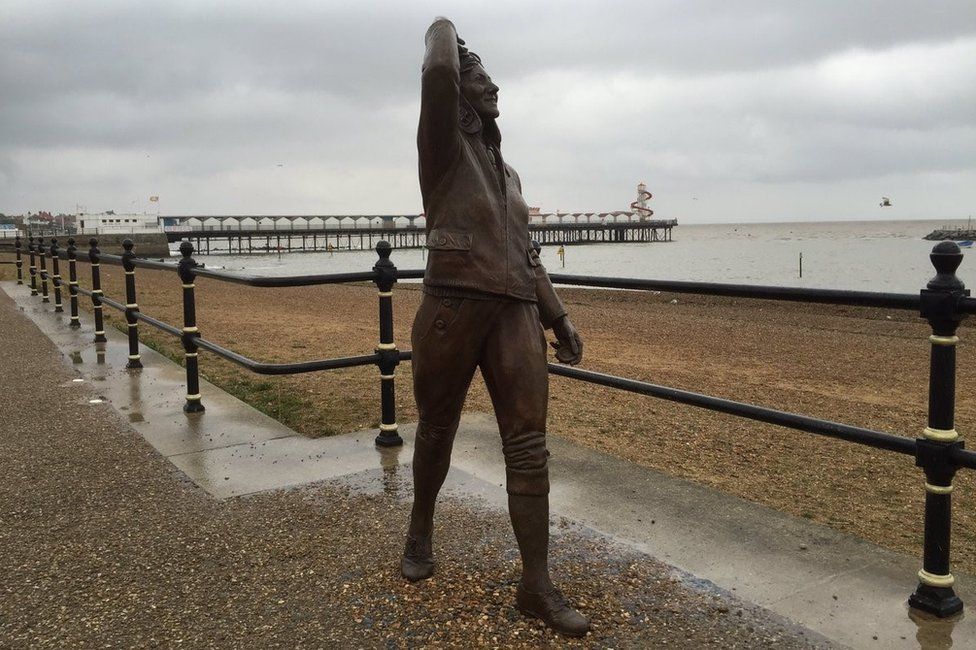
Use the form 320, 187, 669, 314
2, 1, 974, 223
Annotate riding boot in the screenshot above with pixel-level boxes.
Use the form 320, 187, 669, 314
508, 493, 590, 637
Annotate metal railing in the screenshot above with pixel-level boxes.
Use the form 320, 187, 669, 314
6, 233, 975, 619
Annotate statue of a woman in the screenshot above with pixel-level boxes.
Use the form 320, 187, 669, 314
402, 17, 589, 637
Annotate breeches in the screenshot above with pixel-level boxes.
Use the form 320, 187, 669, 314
411, 293, 550, 496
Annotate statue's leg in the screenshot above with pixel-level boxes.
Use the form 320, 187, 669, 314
404, 295, 487, 579
481, 301, 590, 636
480, 301, 551, 591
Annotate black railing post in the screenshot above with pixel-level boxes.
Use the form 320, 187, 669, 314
178, 242, 205, 413
37, 238, 49, 303
66, 238, 81, 328
88, 238, 107, 343
49, 238, 63, 313
121, 239, 143, 369
27, 236, 38, 296
373, 241, 403, 447
14, 235, 23, 285
910, 241, 968, 618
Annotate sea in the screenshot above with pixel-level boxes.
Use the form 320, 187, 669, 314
186, 219, 974, 294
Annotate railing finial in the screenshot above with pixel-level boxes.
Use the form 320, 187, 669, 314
928, 241, 965, 292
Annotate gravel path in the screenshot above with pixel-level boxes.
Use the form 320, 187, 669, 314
0, 291, 831, 648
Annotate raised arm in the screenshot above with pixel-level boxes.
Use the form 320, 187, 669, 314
418, 18, 462, 193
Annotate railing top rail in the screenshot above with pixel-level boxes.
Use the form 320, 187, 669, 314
548, 273, 927, 311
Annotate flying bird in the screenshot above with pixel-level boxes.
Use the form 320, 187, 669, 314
880, 197, 892, 207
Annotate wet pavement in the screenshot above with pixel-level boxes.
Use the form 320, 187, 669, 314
3, 279, 974, 648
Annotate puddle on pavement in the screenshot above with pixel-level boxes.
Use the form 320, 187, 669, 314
908, 606, 965, 650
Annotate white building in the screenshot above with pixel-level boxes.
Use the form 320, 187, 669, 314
77, 212, 161, 234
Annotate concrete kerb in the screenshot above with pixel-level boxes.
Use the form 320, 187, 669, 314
3, 279, 973, 648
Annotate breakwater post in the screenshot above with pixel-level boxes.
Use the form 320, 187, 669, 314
373, 240, 403, 447
178, 242, 205, 413
910, 241, 967, 617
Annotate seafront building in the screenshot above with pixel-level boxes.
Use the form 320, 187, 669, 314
76, 211, 162, 234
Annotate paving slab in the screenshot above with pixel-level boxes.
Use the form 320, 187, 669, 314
5, 279, 974, 649
5, 281, 300, 457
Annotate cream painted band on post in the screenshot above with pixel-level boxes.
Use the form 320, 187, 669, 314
126, 303, 138, 309
127, 323, 137, 328
380, 374, 395, 380
183, 326, 199, 333
70, 316, 80, 321
53, 274, 61, 280
182, 283, 195, 289
923, 426, 960, 442
186, 393, 202, 400
184, 352, 198, 358
69, 281, 78, 285
128, 354, 141, 360
94, 330, 105, 335
125, 270, 135, 275
379, 423, 398, 432
918, 569, 955, 588
925, 482, 954, 495
377, 343, 397, 350
91, 263, 99, 267
929, 335, 959, 346
378, 291, 393, 297
92, 289, 103, 295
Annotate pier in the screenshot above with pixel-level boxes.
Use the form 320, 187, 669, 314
163, 217, 677, 255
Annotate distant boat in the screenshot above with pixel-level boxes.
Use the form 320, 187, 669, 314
959, 241, 973, 248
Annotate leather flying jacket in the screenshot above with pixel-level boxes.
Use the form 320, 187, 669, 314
418, 19, 566, 329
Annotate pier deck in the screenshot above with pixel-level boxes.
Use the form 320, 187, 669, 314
167, 220, 677, 254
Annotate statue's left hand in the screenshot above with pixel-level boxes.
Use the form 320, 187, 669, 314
551, 316, 583, 365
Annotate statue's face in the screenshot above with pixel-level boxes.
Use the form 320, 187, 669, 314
461, 63, 499, 119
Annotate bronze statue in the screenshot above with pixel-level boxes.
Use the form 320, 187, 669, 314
402, 17, 589, 637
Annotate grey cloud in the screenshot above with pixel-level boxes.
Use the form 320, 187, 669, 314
1, 0, 974, 219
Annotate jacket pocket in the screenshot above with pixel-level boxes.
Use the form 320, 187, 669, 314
413, 297, 466, 342
427, 228, 472, 251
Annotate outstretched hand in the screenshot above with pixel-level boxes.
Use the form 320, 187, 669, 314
551, 316, 583, 365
